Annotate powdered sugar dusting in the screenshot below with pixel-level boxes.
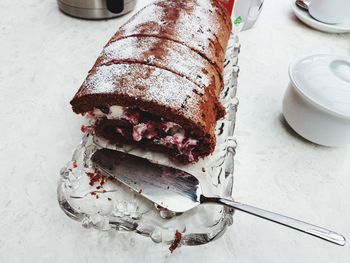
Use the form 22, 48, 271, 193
82, 63, 203, 123
101, 36, 218, 89
115, 0, 229, 70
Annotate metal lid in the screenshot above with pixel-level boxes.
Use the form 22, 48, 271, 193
289, 54, 350, 119
58, 0, 136, 19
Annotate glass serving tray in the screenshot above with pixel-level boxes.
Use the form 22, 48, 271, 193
58, 34, 240, 247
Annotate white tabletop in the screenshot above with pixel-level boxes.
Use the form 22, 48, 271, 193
1, 0, 349, 262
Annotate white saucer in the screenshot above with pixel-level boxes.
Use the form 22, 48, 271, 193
291, 1, 350, 34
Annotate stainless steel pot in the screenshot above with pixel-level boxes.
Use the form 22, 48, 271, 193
57, 0, 137, 19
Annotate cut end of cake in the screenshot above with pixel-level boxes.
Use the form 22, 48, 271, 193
77, 105, 215, 164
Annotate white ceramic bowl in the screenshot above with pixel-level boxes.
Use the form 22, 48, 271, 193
283, 54, 350, 147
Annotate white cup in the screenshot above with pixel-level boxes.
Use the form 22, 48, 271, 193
309, 0, 350, 24
232, 0, 264, 32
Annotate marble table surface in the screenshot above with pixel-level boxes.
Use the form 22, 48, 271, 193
0, 0, 349, 262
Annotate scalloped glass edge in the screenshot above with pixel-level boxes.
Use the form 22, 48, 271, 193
58, 34, 240, 247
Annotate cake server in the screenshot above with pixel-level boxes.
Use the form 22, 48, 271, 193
91, 149, 346, 246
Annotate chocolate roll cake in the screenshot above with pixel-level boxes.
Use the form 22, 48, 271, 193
71, 0, 232, 164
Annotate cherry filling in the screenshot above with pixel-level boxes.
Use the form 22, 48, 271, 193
90, 107, 210, 163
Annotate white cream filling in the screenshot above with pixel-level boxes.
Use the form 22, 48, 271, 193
89, 105, 124, 120
87, 105, 198, 160
109, 105, 124, 119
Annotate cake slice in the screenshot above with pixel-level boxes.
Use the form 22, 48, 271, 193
95, 36, 224, 97
71, 63, 220, 163
109, 0, 232, 75
70, 0, 232, 164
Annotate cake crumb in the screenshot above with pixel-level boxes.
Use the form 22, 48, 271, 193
80, 125, 91, 133
169, 230, 182, 253
86, 170, 108, 187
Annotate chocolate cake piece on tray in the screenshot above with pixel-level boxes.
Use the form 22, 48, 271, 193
70, 0, 232, 164
110, 0, 232, 75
